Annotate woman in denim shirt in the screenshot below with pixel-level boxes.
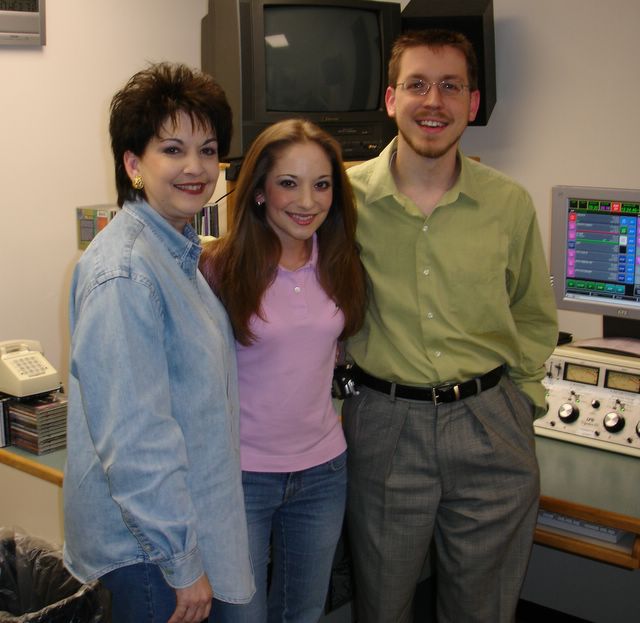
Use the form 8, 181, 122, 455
63, 63, 254, 623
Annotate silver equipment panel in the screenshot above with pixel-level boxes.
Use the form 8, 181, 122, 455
536, 345, 640, 457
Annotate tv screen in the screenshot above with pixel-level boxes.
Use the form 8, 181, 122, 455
264, 6, 382, 113
201, 0, 401, 160
550, 185, 640, 322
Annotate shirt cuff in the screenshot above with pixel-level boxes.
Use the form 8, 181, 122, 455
158, 546, 206, 589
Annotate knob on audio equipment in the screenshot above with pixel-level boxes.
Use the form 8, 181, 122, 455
537, 345, 640, 457
603, 412, 625, 433
558, 403, 579, 423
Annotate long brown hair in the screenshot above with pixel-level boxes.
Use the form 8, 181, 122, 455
200, 119, 366, 346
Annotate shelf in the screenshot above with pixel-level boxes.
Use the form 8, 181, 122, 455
0, 447, 64, 487
534, 526, 640, 569
535, 495, 640, 569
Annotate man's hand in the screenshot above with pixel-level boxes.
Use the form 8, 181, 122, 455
167, 574, 213, 623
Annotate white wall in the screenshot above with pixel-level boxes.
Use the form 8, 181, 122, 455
391, 0, 640, 340
1, 0, 639, 383
0, 0, 207, 382
0, 462, 63, 545
459, 0, 640, 340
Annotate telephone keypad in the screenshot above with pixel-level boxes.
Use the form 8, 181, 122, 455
14, 355, 48, 377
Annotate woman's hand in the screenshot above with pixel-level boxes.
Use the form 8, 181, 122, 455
168, 574, 213, 623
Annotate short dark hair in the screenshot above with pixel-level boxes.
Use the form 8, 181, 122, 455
388, 29, 479, 92
109, 62, 232, 206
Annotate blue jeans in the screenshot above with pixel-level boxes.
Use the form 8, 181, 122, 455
101, 562, 185, 623
213, 451, 347, 623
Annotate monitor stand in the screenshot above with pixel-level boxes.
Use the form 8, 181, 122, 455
603, 316, 640, 340
570, 318, 640, 357
574, 317, 640, 357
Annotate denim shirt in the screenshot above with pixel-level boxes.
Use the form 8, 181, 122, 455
63, 200, 254, 603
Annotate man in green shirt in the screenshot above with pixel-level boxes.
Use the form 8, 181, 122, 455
343, 30, 557, 623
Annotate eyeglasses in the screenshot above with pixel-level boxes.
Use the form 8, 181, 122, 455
395, 79, 470, 97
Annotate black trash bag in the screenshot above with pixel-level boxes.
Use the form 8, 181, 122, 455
0, 528, 107, 622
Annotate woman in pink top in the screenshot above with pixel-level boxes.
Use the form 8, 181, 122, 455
200, 119, 365, 622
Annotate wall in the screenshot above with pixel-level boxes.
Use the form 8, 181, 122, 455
1, 0, 640, 381
394, 0, 640, 340
0, 0, 208, 385
0, 462, 63, 545
458, 0, 640, 339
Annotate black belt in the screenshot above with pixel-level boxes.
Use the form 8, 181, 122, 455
353, 365, 504, 404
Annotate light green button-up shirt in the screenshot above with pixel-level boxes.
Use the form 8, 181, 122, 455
347, 139, 558, 413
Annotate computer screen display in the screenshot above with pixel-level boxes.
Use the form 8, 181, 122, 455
550, 185, 640, 321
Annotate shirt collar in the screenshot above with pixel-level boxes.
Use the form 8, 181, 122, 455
123, 199, 201, 264
440, 150, 482, 208
278, 233, 319, 273
365, 137, 482, 210
362, 138, 400, 205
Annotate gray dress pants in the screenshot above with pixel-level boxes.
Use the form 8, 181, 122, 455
342, 375, 540, 623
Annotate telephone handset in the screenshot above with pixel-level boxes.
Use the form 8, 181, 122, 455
0, 340, 61, 398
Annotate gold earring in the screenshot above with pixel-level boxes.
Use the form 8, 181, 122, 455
132, 175, 144, 190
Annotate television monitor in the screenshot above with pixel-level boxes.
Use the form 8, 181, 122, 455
550, 185, 640, 326
201, 0, 401, 161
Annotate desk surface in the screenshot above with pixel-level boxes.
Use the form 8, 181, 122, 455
0, 446, 65, 486
1, 436, 638, 512
2, 437, 639, 566
534, 436, 640, 568
536, 436, 640, 521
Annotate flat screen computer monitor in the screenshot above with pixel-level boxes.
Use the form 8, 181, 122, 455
550, 185, 640, 329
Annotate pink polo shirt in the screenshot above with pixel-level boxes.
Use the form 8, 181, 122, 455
236, 238, 346, 472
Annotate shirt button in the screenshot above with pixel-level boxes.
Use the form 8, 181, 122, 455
427, 312, 434, 319
434, 351, 442, 357
294, 286, 301, 293
423, 268, 430, 276
422, 224, 429, 232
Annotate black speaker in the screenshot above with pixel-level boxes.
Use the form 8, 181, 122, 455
400, 0, 496, 126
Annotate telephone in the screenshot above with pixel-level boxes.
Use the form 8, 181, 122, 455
0, 340, 61, 398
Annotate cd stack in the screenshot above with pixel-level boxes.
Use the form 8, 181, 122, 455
8, 393, 67, 455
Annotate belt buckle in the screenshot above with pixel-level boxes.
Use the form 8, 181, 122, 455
431, 382, 461, 405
